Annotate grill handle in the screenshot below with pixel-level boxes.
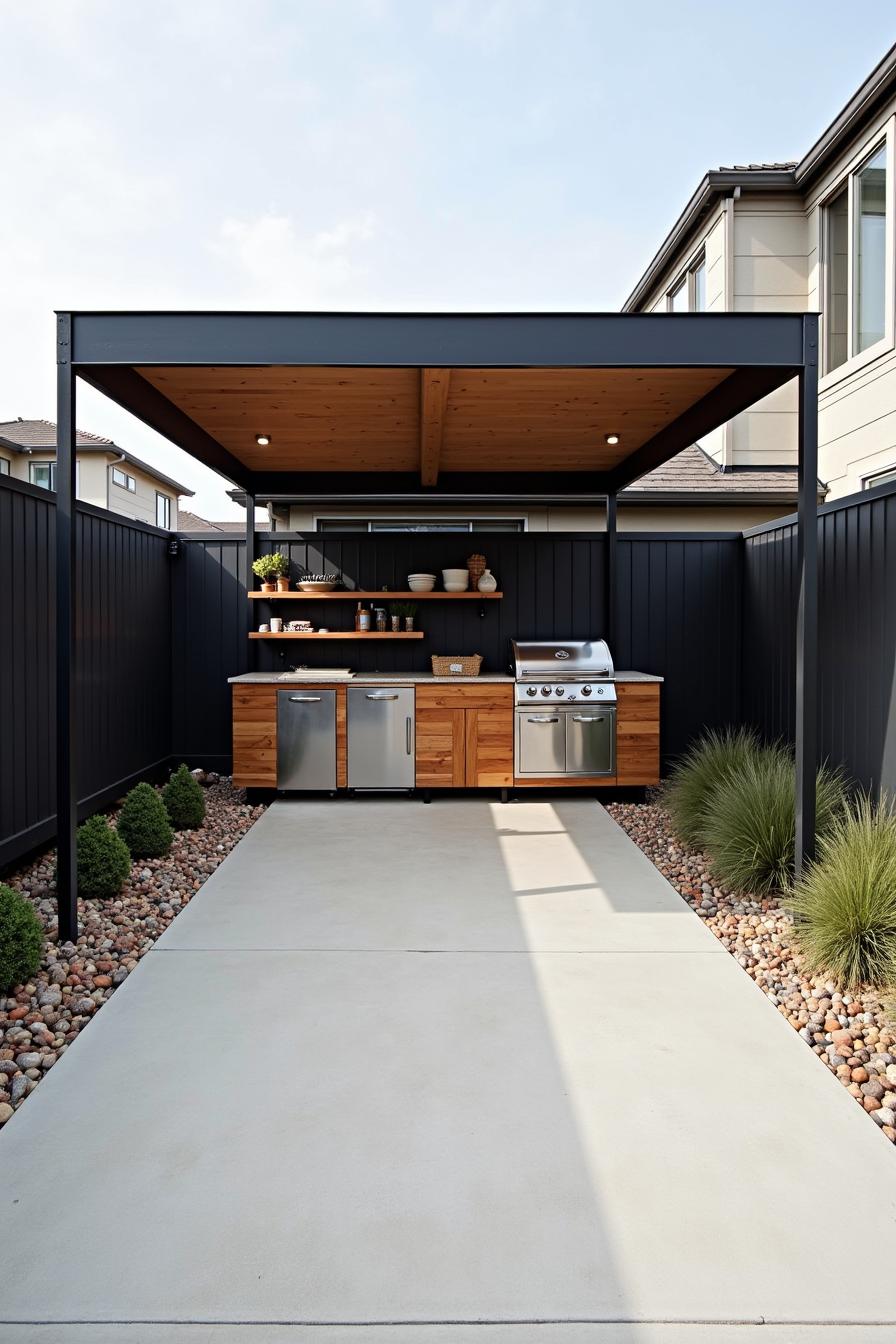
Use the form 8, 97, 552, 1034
288, 695, 322, 703
526, 715, 561, 723
366, 692, 399, 700
572, 714, 607, 723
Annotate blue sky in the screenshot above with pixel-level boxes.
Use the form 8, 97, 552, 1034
3, 0, 895, 517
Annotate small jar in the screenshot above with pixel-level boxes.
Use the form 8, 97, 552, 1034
391, 614, 400, 632
375, 607, 387, 632
270, 617, 283, 633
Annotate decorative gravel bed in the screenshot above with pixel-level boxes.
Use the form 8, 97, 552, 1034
606, 798, 896, 1146
0, 777, 266, 1127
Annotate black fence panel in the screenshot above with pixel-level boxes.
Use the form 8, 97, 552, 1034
0, 477, 172, 869
743, 481, 896, 795
172, 530, 743, 771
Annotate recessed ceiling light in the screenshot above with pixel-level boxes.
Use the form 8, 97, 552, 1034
255, 433, 271, 447
605, 433, 620, 446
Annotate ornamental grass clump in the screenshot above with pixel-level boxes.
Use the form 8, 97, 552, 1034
0, 884, 43, 993
116, 782, 172, 858
701, 745, 847, 896
789, 795, 896, 991
664, 727, 761, 848
162, 763, 206, 830
76, 814, 131, 899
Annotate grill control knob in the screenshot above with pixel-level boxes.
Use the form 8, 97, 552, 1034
541, 686, 553, 697
581, 685, 592, 696
555, 686, 565, 696
526, 686, 537, 697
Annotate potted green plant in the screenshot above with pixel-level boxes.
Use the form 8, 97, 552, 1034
390, 600, 418, 632
269, 552, 291, 592
251, 555, 278, 592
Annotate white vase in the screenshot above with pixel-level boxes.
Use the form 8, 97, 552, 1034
477, 569, 497, 593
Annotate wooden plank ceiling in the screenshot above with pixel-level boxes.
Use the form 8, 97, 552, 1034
137, 365, 733, 479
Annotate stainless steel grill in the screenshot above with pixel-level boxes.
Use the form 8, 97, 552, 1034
511, 639, 616, 778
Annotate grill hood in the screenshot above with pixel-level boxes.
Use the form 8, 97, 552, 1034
511, 639, 614, 681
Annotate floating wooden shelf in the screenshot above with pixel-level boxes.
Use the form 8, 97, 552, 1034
249, 590, 502, 600
249, 631, 425, 640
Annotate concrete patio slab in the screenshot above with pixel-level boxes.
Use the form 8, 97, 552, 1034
2, 798, 896, 1338
158, 798, 721, 954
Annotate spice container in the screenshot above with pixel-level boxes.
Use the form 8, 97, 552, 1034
375, 607, 387, 632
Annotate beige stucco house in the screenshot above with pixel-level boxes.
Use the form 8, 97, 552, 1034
0, 418, 193, 528
624, 43, 896, 500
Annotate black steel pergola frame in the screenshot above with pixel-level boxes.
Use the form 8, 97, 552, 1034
55, 309, 819, 941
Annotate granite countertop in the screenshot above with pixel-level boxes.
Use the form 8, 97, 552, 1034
229, 670, 663, 685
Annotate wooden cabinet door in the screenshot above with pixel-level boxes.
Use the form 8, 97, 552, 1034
615, 683, 660, 785
465, 707, 514, 787
232, 687, 278, 787
415, 707, 465, 787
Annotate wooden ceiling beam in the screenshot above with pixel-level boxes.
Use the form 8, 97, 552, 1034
420, 367, 450, 486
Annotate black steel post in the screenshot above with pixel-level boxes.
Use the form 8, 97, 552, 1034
795, 316, 819, 875
55, 315, 78, 943
605, 492, 617, 647
245, 492, 256, 671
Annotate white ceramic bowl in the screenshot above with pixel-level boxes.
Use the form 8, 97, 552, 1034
407, 573, 436, 580
407, 574, 436, 591
441, 569, 469, 589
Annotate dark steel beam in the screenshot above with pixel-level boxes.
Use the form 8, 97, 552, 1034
605, 493, 617, 647
55, 316, 78, 944
605, 366, 799, 493
68, 311, 808, 372
76, 365, 253, 489
794, 316, 819, 875
245, 492, 256, 671
245, 471, 621, 498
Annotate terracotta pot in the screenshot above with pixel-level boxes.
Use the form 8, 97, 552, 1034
261, 581, 275, 593
276, 576, 290, 592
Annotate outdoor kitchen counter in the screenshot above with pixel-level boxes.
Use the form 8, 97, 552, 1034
230, 671, 662, 789
228, 671, 663, 684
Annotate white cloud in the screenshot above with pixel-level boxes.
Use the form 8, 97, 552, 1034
210, 209, 379, 305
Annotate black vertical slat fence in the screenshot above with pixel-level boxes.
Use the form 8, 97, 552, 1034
742, 481, 896, 796
0, 477, 172, 868
6, 478, 896, 873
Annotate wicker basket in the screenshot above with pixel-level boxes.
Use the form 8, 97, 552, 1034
431, 653, 483, 677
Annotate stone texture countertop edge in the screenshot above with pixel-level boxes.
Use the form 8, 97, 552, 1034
228, 670, 663, 684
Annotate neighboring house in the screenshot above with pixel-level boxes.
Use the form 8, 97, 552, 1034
177, 510, 247, 534
229, 445, 806, 534
623, 42, 896, 500
0, 418, 193, 529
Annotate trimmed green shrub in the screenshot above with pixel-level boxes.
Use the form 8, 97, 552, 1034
116, 782, 172, 858
790, 795, 896, 990
77, 814, 131, 899
162, 763, 206, 830
702, 745, 847, 896
664, 727, 761, 848
0, 884, 43, 992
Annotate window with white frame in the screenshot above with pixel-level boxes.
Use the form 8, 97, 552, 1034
666, 254, 706, 312
315, 518, 525, 533
863, 463, 896, 490
111, 465, 136, 492
823, 141, 889, 374
156, 492, 171, 529
0, 457, 9, 476
29, 460, 56, 491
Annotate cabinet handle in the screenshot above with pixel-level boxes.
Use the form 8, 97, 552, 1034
572, 714, 606, 722
288, 695, 321, 702
406, 717, 412, 755
366, 692, 399, 700
527, 715, 560, 723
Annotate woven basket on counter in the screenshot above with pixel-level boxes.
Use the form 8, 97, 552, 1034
431, 653, 483, 677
